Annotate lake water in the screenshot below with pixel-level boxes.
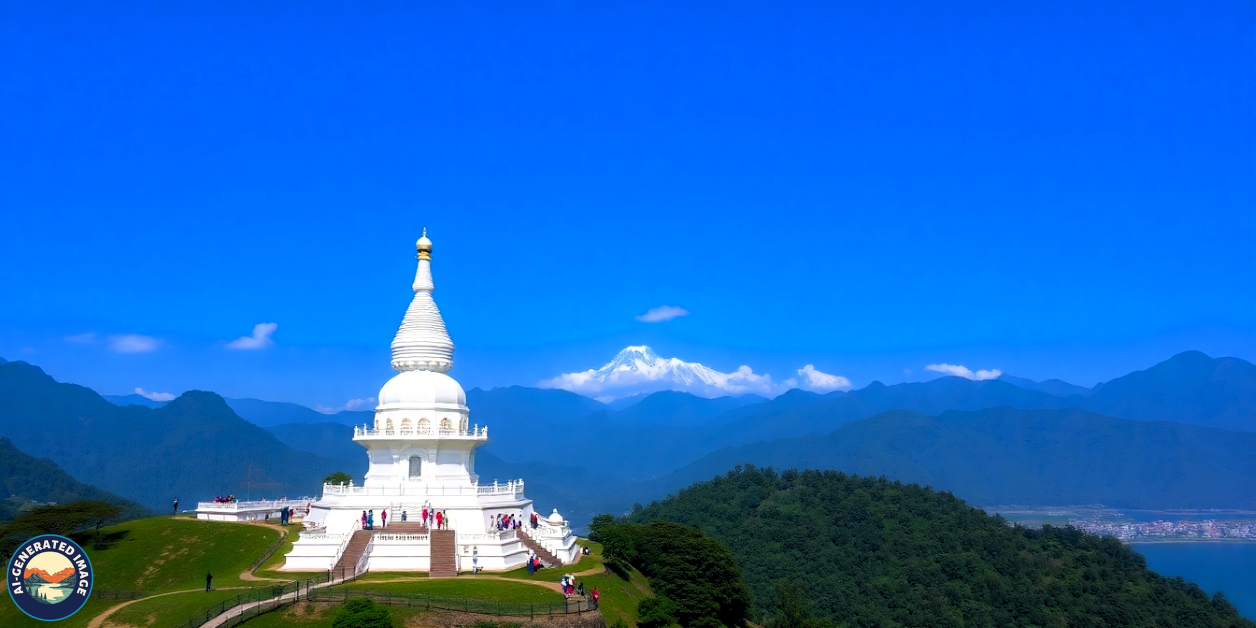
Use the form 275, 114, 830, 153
26, 582, 74, 604
1133, 543, 1256, 621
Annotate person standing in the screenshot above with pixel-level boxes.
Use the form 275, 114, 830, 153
367, 510, 375, 530
361, 511, 368, 529
421, 506, 428, 526
442, 510, 449, 529
402, 510, 408, 522
435, 511, 443, 530
172, 497, 179, 515
381, 509, 387, 528
205, 571, 213, 592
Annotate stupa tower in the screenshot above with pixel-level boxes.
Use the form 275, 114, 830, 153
360, 230, 483, 488
282, 231, 580, 574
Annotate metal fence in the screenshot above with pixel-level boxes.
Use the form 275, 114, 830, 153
307, 587, 598, 618
172, 572, 338, 628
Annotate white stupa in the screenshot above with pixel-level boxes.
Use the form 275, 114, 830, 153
283, 231, 580, 574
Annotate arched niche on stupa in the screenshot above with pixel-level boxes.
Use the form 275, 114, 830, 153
418, 418, 430, 434
400, 418, 412, 435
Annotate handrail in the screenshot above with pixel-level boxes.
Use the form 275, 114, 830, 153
196, 498, 313, 511
353, 425, 488, 439
321, 480, 524, 497
354, 537, 373, 577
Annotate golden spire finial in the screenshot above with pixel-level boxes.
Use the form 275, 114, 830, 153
416, 228, 433, 260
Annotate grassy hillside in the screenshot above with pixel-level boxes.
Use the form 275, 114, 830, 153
1, 516, 281, 628
627, 466, 1254, 628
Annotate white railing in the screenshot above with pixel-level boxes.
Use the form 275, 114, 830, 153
196, 497, 313, 511
297, 532, 345, 543
522, 522, 570, 540
355, 537, 373, 576
322, 480, 524, 497
458, 530, 516, 542
373, 534, 429, 542
353, 425, 488, 439
332, 533, 354, 571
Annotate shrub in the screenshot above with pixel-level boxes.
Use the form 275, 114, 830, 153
332, 598, 392, 628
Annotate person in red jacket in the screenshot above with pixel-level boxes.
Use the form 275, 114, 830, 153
436, 510, 444, 529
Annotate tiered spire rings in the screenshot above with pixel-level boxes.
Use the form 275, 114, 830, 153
390, 229, 455, 373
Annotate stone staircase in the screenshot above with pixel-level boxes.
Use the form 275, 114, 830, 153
518, 531, 563, 567
429, 529, 457, 577
331, 530, 373, 580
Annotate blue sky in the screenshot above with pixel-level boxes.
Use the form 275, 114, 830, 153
0, 1, 1252, 408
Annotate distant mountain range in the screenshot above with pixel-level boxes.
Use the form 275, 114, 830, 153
0, 437, 146, 521
103, 394, 374, 428
5, 350, 1255, 526
0, 361, 343, 511
653, 406, 1256, 510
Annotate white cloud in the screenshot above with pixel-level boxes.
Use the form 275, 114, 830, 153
634, 306, 690, 323
794, 364, 852, 392
64, 332, 97, 344
316, 397, 377, 414
925, 363, 1002, 381
226, 323, 278, 350
135, 387, 175, 402
109, 334, 162, 353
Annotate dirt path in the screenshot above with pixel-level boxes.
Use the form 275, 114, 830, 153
239, 522, 290, 581
86, 587, 250, 628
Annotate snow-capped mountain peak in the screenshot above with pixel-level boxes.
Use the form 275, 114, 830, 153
541, 345, 774, 400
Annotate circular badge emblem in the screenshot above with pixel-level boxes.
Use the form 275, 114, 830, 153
7, 534, 93, 621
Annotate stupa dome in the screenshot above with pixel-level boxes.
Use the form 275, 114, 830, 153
548, 508, 565, 524
377, 370, 466, 411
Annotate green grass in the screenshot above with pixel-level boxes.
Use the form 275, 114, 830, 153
582, 565, 653, 628
0, 598, 116, 628
0, 516, 284, 628
254, 526, 301, 578
332, 577, 563, 604
108, 588, 264, 628
498, 539, 601, 582
234, 601, 430, 627
87, 515, 280, 591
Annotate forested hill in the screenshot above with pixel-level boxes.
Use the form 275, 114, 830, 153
627, 467, 1253, 628
0, 437, 147, 521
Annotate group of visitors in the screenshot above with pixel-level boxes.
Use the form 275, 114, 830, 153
494, 512, 524, 531
560, 574, 585, 598
419, 505, 449, 529
529, 512, 540, 529
279, 505, 295, 525
211, 495, 236, 504
525, 550, 544, 574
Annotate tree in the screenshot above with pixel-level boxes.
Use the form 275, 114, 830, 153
0, 500, 123, 560
768, 581, 834, 628
637, 596, 681, 628
332, 598, 392, 628
324, 471, 353, 486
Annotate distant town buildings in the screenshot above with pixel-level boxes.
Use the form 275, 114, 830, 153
1069, 518, 1256, 542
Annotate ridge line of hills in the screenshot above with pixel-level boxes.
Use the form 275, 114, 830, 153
0, 350, 1253, 527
